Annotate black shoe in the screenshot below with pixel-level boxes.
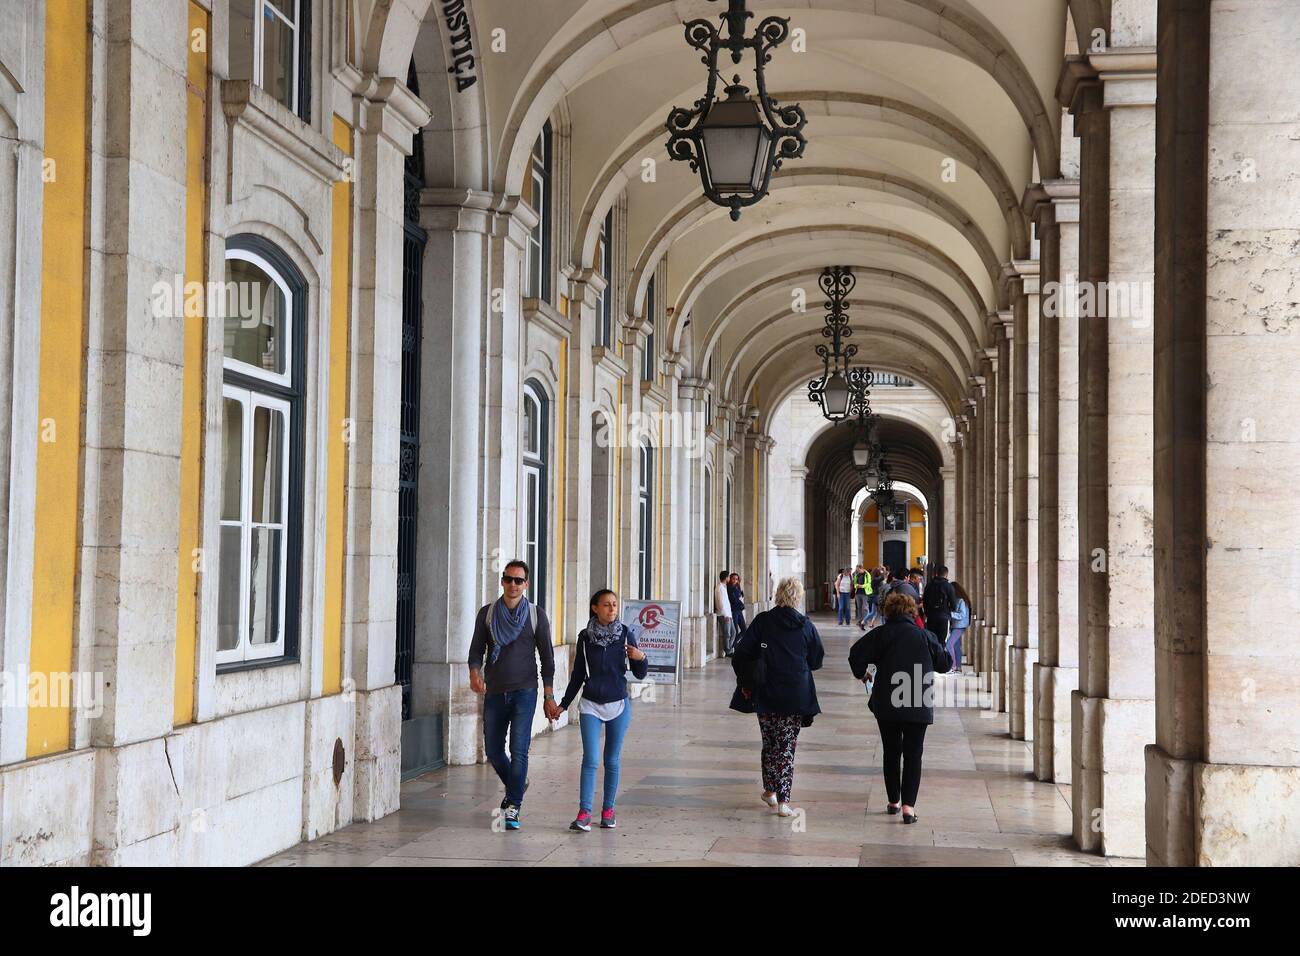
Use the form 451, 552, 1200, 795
902, 811, 919, 825
886, 804, 901, 815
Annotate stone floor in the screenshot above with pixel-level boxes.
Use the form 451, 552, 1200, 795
261, 617, 1144, 867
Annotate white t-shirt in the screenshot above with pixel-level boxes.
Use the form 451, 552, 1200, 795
579, 696, 627, 722
716, 582, 733, 618
837, 574, 852, 593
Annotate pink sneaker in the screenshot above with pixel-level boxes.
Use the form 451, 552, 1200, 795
569, 810, 591, 832
600, 808, 617, 829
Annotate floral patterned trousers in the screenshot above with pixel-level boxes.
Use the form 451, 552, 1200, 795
758, 713, 803, 803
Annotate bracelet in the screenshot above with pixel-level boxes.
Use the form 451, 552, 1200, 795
544, 693, 555, 701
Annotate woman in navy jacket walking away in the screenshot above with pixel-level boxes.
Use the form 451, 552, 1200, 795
558, 589, 648, 831
730, 577, 825, 817
848, 591, 952, 823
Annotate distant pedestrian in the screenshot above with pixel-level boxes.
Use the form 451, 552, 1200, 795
715, 570, 735, 658
558, 589, 648, 832
730, 577, 825, 817
834, 567, 853, 625
849, 592, 952, 824
921, 565, 958, 648
852, 564, 873, 629
948, 582, 973, 674
728, 572, 748, 634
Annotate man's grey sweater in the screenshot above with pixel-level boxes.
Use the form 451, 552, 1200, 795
467, 601, 556, 695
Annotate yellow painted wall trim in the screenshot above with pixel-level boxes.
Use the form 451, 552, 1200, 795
29, 0, 90, 757
322, 115, 354, 696
174, 1, 210, 726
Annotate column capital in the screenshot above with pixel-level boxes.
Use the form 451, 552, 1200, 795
990, 311, 1014, 339
1091, 48, 1158, 108
1056, 53, 1100, 115
1004, 259, 1040, 296
356, 74, 432, 156
981, 347, 999, 372
1022, 179, 1081, 227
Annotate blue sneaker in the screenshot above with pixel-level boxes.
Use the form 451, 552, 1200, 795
504, 806, 520, 831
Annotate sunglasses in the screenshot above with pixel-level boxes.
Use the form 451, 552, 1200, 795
501, 575, 528, 586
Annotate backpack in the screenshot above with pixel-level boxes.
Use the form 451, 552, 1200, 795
484, 600, 539, 658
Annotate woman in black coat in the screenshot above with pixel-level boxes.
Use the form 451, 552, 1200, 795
848, 591, 952, 823
730, 577, 824, 817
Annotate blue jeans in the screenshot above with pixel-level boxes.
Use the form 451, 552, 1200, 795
579, 701, 632, 813
948, 628, 965, 671
483, 687, 537, 808
837, 592, 852, 624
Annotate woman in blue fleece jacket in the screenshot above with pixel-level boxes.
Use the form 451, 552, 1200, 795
558, 589, 649, 831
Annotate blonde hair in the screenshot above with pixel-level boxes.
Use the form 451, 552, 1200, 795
883, 591, 918, 619
774, 576, 805, 609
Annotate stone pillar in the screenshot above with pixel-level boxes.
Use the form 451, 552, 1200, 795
76, 2, 188, 858
1028, 179, 1082, 783
677, 377, 709, 665
1064, 36, 1158, 857
348, 78, 430, 812
1147, 0, 1300, 867
951, 429, 961, 580
941, 463, 957, 576
417, 188, 493, 765
980, 348, 998, 696
993, 313, 1013, 714
967, 376, 988, 682
1010, 261, 1041, 741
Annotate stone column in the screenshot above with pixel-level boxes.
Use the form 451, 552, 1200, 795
1147, 0, 1300, 867
1064, 37, 1158, 857
993, 312, 1013, 714
941, 462, 957, 575
1010, 261, 1041, 741
980, 349, 998, 696
967, 377, 988, 681
348, 78, 430, 812
417, 188, 493, 765
1028, 179, 1082, 783
951, 429, 961, 580
70, 2, 190, 857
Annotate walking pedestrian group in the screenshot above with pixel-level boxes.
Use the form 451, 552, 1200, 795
467, 559, 974, 834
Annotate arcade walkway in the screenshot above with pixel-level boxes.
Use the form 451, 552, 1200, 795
262, 618, 1142, 868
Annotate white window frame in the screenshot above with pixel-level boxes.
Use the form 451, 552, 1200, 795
526, 131, 548, 300
224, 246, 294, 390
218, 384, 291, 665
249, 0, 301, 115
638, 443, 653, 600
522, 382, 548, 608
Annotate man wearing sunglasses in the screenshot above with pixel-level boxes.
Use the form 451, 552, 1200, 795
467, 560, 556, 831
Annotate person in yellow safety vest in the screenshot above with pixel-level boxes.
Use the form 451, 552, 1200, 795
852, 565, 873, 630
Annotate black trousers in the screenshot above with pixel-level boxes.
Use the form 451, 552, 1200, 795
928, 617, 950, 644
875, 717, 928, 807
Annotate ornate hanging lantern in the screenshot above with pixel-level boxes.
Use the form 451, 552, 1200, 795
665, 0, 808, 221
807, 267, 873, 422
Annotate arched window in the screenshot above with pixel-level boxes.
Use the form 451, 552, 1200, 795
597, 207, 613, 347
703, 467, 713, 591
724, 475, 733, 571
522, 380, 550, 608
218, 237, 306, 666
638, 442, 654, 599
525, 121, 553, 302
642, 275, 656, 382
